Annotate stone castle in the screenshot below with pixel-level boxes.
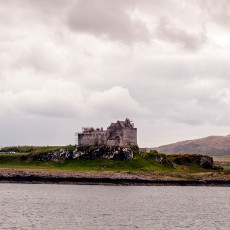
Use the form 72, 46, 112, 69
77, 118, 137, 147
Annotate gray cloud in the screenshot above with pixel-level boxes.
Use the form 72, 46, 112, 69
198, 0, 230, 28
156, 17, 207, 51
68, 0, 150, 43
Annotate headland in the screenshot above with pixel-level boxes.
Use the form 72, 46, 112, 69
0, 145, 230, 186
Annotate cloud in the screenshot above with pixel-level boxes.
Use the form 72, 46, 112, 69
1, 0, 230, 147
214, 88, 230, 105
3, 80, 84, 118
156, 17, 207, 51
86, 86, 151, 117
165, 99, 210, 125
198, 0, 230, 28
0, 81, 149, 121
68, 0, 150, 43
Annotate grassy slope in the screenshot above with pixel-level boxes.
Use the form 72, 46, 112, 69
212, 154, 230, 170
155, 135, 230, 156
0, 146, 221, 173
0, 145, 75, 154
218, 154, 230, 158
0, 153, 173, 172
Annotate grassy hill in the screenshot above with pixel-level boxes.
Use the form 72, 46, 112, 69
154, 135, 230, 156
0, 145, 76, 154
212, 155, 230, 170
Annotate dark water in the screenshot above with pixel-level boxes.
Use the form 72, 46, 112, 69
0, 184, 229, 230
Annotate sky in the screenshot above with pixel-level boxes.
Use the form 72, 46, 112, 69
1, 0, 230, 147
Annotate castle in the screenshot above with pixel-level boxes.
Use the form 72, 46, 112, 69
77, 118, 137, 147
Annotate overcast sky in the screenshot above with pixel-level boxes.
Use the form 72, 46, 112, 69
1, 0, 230, 147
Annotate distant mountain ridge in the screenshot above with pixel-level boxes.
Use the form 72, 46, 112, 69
154, 135, 230, 156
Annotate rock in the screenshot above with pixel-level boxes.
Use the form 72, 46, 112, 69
153, 155, 164, 164
169, 154, 215, 169
38, 149, 71, 163
72, 150, 84, 159
199, 156, 214, 169
35, 146, 135, 162
73, 146, 134, 161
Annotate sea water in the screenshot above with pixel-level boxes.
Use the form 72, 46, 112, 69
0, 184, 229, 230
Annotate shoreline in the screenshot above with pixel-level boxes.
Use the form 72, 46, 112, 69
1, 169, 230, 186
1, 176, 230, 186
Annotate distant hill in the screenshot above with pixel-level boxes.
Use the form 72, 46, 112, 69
154, 135, 230, 156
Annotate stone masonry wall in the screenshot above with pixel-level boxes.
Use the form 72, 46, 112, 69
78, 119, 137, 147
122, 129, 137, 146
78, 131, 107, 146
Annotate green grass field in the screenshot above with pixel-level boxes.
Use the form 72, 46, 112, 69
212, 155, 230, 170
0, 145, 76, 154
218, 154, 230, 158
0, 145, 221, 173
0, 152, 172, 172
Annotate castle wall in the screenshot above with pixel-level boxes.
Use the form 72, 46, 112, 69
106, 127, 123, 146
122, 128, 137, 146
78, 134, 95, 146
78, 119, 137, 147
106, 138, 122, 147
78, 131, 107, 146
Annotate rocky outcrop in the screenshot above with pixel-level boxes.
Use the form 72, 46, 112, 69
169, 154, 215, 169
33, 146, 136, 162
199, 156, 215, 169
150, 151, 174, 168
36, 149, 71, 163
73, 146, 134, 161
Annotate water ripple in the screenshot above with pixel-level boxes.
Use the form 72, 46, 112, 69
0, 184, 229, 229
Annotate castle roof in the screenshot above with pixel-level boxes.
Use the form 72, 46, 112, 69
118, 121, 126, 127
108, 118, 134, 129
